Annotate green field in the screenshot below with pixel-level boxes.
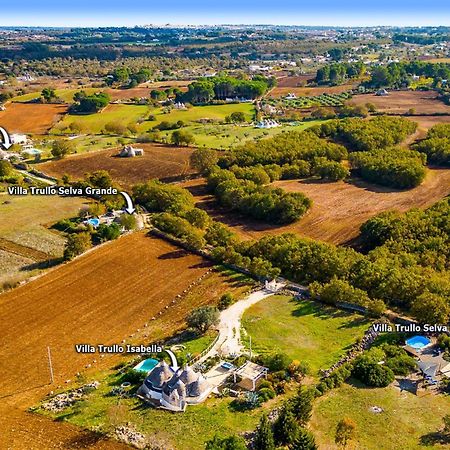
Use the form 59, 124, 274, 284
12, 87, 99, 103
311, 382, 450, 449
146, 119, 325, 150
53, 104, 151, 134
242, 295, 371, 376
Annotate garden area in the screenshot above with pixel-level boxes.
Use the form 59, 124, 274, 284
242, 295, 372, 377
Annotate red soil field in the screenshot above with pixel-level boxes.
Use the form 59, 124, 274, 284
180, 167, 450, 245
106, 81, 190, 100
38, 143, 195, 187
0, 232, 213, 448
350, 90, 450, 116
0, 103, 68, 134
275, 74, 315, 87
269, 83, 355, 98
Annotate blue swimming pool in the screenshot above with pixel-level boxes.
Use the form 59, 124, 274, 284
406, 335, 431, 350
133, 358, 159, 373
87, 218, 100, 227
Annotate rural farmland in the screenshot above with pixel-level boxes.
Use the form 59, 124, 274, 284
37, 143, 195, 186
180, 167, 450, 244
0, 103, 68, 134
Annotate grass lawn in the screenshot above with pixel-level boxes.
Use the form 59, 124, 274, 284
52, 104, 151, 134
147, 119, 326, 150
311, 381, 450, 449
139, 103, 255, 132
242, 295, 371, 376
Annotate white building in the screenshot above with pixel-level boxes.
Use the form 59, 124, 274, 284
285, 92, 297, 100
119, 145, 144, 157
10, 134, 28, 145
137, 362, 212, 412
255, 119, 280, 129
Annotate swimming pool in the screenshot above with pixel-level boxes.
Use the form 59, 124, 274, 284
133, 358, 159, 373
87, 218, 100, 227
405, 335, 431, 350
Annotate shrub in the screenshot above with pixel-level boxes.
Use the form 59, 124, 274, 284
63, 232, 92, 260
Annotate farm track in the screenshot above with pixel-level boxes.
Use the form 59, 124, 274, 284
0, 237, 50, 262
0, 232, 213, 448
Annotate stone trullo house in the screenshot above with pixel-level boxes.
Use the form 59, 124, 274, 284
137, 361, 212, 412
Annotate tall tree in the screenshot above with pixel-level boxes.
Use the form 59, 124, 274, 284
254, 414, 275, 450
290, 427, 318, 450
335, 418, 356, 448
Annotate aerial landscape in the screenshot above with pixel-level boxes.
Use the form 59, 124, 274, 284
0, 1, 450, 449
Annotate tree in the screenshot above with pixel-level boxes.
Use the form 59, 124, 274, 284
184, 207, 211, 229
205, 435, 247, 450
335, 418, 356, 448
411, 291, 450, 324
443, 414, 450, 435
218, 293, 234, 310
51, 139, 74, 159
227, 111, 247, 123
119, 214, 137, 231
291, 387, 314, 426
190, 148, 219, 174
274, 404, 299, 446
41, 87, 56, 102
104, 121, 127, 136
254, 414, 275, 450
0, 160, 13, 177
96, 223, 121, 242
290, 428, 318, 450
171, 129, 195, 146
186, 306, 219, 334
63, 232, 92, 260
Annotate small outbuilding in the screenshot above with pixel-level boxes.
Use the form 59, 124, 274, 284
119, 145, 144, 157
233, 361, 268, 391
375, 89, 389, 96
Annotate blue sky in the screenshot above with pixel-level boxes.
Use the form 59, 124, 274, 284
2, 0, 450, 27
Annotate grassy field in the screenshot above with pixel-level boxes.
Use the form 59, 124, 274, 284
12, 87, 99, 103
53, 104, 151, 134
242, 295, 371, 376
0, 193, 88, 284
153, 119, 325, 149
311, 382, 450, 449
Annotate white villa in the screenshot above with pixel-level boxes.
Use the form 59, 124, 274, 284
285, 92, 297, 100
375, 89, 389, 96
255, 119, 280, 129
119, 145, 144, 158
10, 134, 29, 145
173, 102, 187, 110
137, 362, 212, 412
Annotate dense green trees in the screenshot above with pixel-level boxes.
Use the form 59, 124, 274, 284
171, 129, 195, 146
207, 168, 312, 224
221, 131, 347, 168
190, 148, 219, 174
72, 91, 110, 113
352, 349, 395, 387
132, 180, 195, 214
349, 148, 426, 189
181, 75, 273, 104
315, 62, 365, 85
205, 434, 247, 450
413, 124, 450, 166
63, 232, 92, 260
312, 116, 417, 153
